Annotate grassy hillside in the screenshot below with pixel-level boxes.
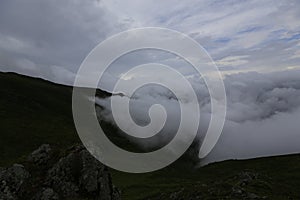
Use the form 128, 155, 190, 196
0, 72, 79, 165
111, 154, 300, 199
0, 72, 143, 165
1, 71, 300, 199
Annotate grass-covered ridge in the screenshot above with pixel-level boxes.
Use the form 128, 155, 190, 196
0, 72, 79, 165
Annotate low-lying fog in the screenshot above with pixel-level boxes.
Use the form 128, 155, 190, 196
96, 68, 300, 165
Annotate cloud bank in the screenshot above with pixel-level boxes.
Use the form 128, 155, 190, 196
96, 68, 300, 164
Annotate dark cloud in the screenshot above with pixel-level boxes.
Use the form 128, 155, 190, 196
0, 0, 129, 81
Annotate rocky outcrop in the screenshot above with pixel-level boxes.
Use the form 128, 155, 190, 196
0, 144, 120, 200
27, 144, 52, 166
45, 145, 119, 200
0, 164, 30, 200
32, 188, 59, 200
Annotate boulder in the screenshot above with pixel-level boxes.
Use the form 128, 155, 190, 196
0, 144, 120, 200
0, 164, 30, 200
46, 145, 120, 200
32, 188, 59, 200
27, 144, 52, 166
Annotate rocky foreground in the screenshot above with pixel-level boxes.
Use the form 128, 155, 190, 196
0, 144, 120, 200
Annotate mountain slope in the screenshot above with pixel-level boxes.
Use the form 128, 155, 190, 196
111, 154, 300, 199
1, 71, 300, 199
0, 72, 80, 165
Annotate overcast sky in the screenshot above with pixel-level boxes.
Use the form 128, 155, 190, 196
0, 0, 300, 85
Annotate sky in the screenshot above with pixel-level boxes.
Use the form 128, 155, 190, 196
1, 0, 300, 164
0, 0, 300, 84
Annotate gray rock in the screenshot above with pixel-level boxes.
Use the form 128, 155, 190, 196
0, 144, 120, 200
0, 164, 30, 200
46, 145, 120, 200
247, 192, 261, 199
230, 171, 268, 199
27, 144, 52, 165
32, 188, 59, 200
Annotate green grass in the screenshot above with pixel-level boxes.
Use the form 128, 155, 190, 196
0, 72, 79, 165
1, 71, 300, 199
112, 154, 300, 199
0, 71, 142, 165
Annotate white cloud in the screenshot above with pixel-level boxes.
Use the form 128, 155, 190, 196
50, 65, 76, 86
96, 68, 300, 164
290, 49, 300, 59
215, 55, 249, 67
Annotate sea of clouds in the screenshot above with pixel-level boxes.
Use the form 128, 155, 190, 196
96, 68, 300, 165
